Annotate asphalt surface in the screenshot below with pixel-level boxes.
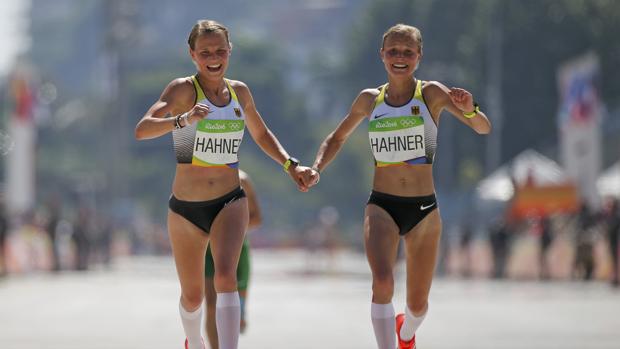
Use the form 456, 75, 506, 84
1, 249, 619, 349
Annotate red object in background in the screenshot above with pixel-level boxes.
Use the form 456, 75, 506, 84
10, 75, 34, 123
508, 184, 580, 221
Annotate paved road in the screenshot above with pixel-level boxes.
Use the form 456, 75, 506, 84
1, 249, 619, 349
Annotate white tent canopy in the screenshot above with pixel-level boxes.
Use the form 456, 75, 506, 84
597, 162, 620, 197
476, 149, 571, 202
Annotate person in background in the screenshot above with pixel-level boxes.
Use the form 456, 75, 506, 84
489, 218, 511, 279
574, 202, 596, 281
45, 195, 61, 271
605, 198, 620, 287
539, 216, 553, 280
0, 200, 8, 277
72, 206, 92, 271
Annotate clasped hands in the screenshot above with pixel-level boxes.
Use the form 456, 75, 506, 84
287, 165, 320, 192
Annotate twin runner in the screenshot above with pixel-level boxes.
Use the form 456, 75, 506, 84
135, 20, 316, 349
311, 24, 491, 349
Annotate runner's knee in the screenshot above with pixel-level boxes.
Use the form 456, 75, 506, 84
372, 273, 394, 300
214, 272, 237, 291
181, 290, 204, 310
406, 298, 428, 315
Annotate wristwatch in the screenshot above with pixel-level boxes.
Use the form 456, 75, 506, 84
283, 157, 300, 172
463, 103, 480, 119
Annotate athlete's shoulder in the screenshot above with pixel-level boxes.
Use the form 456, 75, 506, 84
161, 77, 195, 104
349, 87, 381, 116
168, 76, 195, 90
226, 79, 249, 93
226, 79, 251, 103
421, 80, 449, 94
358, 86, 382, 102
164, 77, 195, 96
421, 80, 451, 102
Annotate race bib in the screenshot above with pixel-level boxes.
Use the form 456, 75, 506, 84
369, 116, 425, 164
192, 119, 244, 167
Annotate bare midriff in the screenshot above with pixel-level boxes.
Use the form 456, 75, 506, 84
372, 164, 435, 197
171, 164, 240, 201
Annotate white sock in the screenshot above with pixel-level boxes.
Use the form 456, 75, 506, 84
216, 292, 241, 349
400, 305, 427, 341
179, 301, 203, 349
371, 302, 396, 349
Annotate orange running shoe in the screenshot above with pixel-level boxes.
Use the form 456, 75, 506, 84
395, 313, 416, 349
184, 338, 205, 349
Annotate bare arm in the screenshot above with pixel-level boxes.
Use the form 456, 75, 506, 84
233, 81, 289, 164
134, 78, 210, 140
312, 89, 376, 173
239, 170, 262, 230
424, 81, 491, 135
232, 80, 314, 191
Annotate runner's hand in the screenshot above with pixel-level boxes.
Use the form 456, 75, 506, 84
289, 165, 313, 192
448, 88, 474, 113
186, 103, 211, 125
307, 169, 320, 187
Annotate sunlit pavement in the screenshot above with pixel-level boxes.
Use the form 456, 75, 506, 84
1, 249, 619, 349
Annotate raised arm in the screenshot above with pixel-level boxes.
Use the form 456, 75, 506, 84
424, 81, 491, 135
312, 89, 376, 173
134, 78, 210, 140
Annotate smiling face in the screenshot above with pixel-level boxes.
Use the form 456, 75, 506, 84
380, 25, 423, 77
189, 31, 231, 79
380, 33, 422, 77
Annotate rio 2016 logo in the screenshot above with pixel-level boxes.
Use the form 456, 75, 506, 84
400, 119, 417, 128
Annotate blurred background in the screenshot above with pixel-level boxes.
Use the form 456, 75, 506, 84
0, 0, 619, 347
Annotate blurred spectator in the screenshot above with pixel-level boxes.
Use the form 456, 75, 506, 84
9, 211, 51, 272
99, 220, 112, 267
304, 206, 340, 274
606, 198, 620, 287
55, 218, 74, 270
489, 219, 511, 279
574, 203, 597, 281
539, 216, 553, 280
0, 201, 7, 277
72, 206, 91, 271
45, 196, 62, 271
92, 214, 112, 267
460, 224, 473, 278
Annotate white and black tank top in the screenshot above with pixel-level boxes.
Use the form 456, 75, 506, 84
368, 79, 437, 167
172, 76, 245, 168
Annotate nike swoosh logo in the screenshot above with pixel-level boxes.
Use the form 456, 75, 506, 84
374, 112, 389, 119
420, 203, 436, 211
224, 197, 238, 207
